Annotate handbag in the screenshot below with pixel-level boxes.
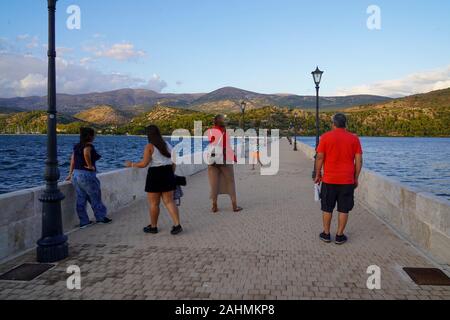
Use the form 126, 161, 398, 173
173, 185, 184, 207
175, 175, 187, 186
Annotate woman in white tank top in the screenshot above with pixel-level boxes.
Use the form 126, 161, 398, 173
150, 141, 173, 167
125, 125, 183, 235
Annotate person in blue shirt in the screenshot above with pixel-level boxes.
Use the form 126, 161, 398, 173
66, 127, 112, 229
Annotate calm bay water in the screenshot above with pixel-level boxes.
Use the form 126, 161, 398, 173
0, 135, 449, 200
0, 135, 208, 195
298, 137, 450, 201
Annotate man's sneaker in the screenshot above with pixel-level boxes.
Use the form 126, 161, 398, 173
171, 225, 183, 235
335, 234, 348, 245
144, 226, 158, 234
80, 221, 94, 229
319, 232, 331, 243
97, 217, 113, 224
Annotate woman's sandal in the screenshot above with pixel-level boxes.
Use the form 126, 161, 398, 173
211, 205, 219, 213
233, 206, 243, 213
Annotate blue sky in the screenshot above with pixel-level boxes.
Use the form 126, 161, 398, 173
0, 0, 449, 98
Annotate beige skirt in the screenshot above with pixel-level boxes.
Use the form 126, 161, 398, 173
208, 164, 236, 200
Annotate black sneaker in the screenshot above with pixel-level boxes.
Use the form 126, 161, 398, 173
80, 221, 95, 229
144, 226, 158, 234
335, 234, 348, 245
319, 232, 331, 243
171, 225, 183, 235
97, 217, 113, 224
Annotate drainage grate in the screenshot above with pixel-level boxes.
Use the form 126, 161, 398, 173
0, 263, 55, 281
403, 267, 450, 286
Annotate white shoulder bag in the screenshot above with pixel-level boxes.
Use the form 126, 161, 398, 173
205, 133, 224, 166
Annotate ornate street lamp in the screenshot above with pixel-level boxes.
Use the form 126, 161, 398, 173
311, 66, 324, 178
293, 114, 298, 151
37, 0, 69, 263
240, 101, 247, 130
288, 121, 293, 145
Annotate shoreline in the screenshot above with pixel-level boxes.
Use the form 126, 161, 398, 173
1, 133, 450, 139
1, 136, 449, 199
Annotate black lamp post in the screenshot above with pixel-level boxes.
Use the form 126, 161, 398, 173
288, 121, 293, 145
293, 114, 298, 151
37, 0, 68, 263
311, 66, 324, 178
240, 101, 247, 130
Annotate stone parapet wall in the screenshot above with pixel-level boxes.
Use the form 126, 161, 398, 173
297, 141, 450, 264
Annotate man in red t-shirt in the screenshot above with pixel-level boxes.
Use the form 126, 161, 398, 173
314, 113, 363, 245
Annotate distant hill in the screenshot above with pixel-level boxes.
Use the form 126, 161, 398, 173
341, 88, 450, 136
1, 88, 447, 137
0, 87, 392, 114
223, 89, 450, 137
130, 106, 198, 124
117, 106, 214, 135
0, 106, 24, 114
0, 111, 89, 134
74, 105, 130, 126
120, 89, 449, 137
0, 89, 204, 115
343, 87, 450, 112
191, 87, 392, 113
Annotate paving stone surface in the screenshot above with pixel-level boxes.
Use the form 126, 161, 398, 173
1, 139, 449, 300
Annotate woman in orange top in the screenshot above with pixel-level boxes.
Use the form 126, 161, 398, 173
207, 115, 242, 213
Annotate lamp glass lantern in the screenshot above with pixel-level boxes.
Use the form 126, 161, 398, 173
240, 101, 247, 113
312, 67, 324, 86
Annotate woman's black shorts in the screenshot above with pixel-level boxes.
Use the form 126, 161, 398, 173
145, 165, 176, 193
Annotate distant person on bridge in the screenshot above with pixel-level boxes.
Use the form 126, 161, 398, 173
314, 113, 363, 245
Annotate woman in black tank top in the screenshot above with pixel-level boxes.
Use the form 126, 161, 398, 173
66, 128, 112, 229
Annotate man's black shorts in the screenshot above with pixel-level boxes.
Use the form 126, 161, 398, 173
320, 183, 355, 214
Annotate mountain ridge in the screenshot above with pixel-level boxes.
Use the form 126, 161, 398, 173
74, 105, 130, 126
1, 88, 448, 137
0, 86, 392, 114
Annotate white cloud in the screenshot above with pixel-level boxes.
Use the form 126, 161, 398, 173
335, 65, 450, 97
0, 53, 166, 97
19, 73, 47, 94
85, 42, 146, 61
0, 37, 15, 54
16, 34, 39, 49
92, 33, 106, 39
146, 74, 168, 92
56, 47, 74, 57
16, 34, 30, 41
79, 57, 94, 66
